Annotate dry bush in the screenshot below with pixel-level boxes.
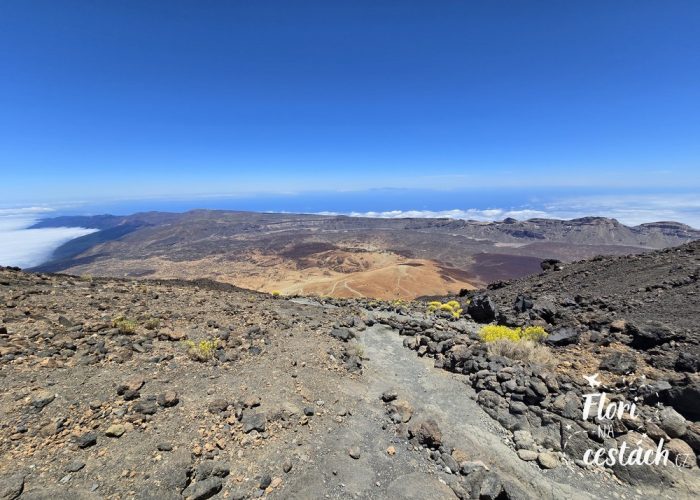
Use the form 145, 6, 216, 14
486, 339, 555, 368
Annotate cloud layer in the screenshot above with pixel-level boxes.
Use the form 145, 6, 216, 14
0, 208, 97, 268
318, 194, 700, 228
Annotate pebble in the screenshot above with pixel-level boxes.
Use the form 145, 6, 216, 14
105, 424, 126, 438
348, 446, 361, 459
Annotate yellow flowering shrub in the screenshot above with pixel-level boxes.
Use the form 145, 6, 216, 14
184, 338, 219, 361
427, 300, 463, 319
479, 325, 547, 343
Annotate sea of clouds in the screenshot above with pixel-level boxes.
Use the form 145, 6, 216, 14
0, 207, 97, 268
318, 194, 700, 228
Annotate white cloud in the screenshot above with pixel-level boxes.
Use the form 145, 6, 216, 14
0, 208, 97, 268
317, 194, 700, 228
318, 208, 552, 221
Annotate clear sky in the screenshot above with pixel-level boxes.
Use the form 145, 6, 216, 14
1, 1, 699, 207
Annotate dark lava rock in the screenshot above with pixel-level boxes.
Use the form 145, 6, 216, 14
628, 322, 678, 349
381, 390, 398, 402
467, 295, 497, 323
531, 297, 557, 323
134, 397, 158, 415
259, 474, 272, 489
74, 432, 97, 448
207, 399, 229, 414
65, 460, 85, 473
675, 351, 700, 373
123, 389, 141, 401
544, 327, 579, 346
330, 328, 355, 342
513, 295, 533, 313
599, 351, 637, 374
303, 406, 315, 416
181, 477, 222, 500
540, 259, 562, 271
241, 412, 266, 433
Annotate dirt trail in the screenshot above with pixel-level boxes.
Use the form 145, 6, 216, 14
279, 315, 638, 499
360, 324, 605, 499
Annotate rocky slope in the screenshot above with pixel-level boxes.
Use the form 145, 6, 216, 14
2, 241, 699, 499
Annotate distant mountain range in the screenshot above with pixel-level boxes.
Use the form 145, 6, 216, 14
29, 210, 700, 299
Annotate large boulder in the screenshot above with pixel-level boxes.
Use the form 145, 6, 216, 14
628, 321, 678, 349
467, 295, 498, 323
599, 351, 637, 374
544, 327, 579, 346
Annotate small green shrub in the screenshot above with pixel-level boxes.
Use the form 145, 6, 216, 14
144, 318, 160, 330
113, 317, 137, 334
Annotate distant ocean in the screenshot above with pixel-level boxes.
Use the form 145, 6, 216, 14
1, 187, 698, 268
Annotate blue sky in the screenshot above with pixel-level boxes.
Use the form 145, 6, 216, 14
1, 1, 699, 212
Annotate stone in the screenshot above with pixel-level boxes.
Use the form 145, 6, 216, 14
159, 329, 187, 341
207, 399, 229, 413
259, 474, 272, 489
117, 376, 144, 395
75, 432, 97, 448
330, 328, 355, 342
303, 406, 315, 416
599, 351, 637, 374
157, 390, 179, 408
628, 322, 677, 349
609, 319, 626, 332
388, 400, 414, 423
381, 390, 398, 402
676, 352, 700, 373
30, 391, 55, 410
0, 473, 25, 500
513, 430, 536, 451
531, 297, 557, 322
386, 446, 396, 456
58, 315, 75, 327
408, 419, 442, 448
348, 446, 361, 459
665, 439, 696, 468
65, 460, 85, 472
661, 383, 700, 421
537, 452, 560, 469
467, 295, 497, 323
123, 389, 140, 401
181, 477, 222, 500
544, 327, 579, 346
517, 449, 538, 461
479, 472, 504, 499
540, 259, 562, 271
105, 424, 126, 438
241, 412, 266, 433
282, 460, 293, 473
513, 295, 533, 313
659, 406, 687, 438
134, 398, 158, 415
157, 443, 173, 451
